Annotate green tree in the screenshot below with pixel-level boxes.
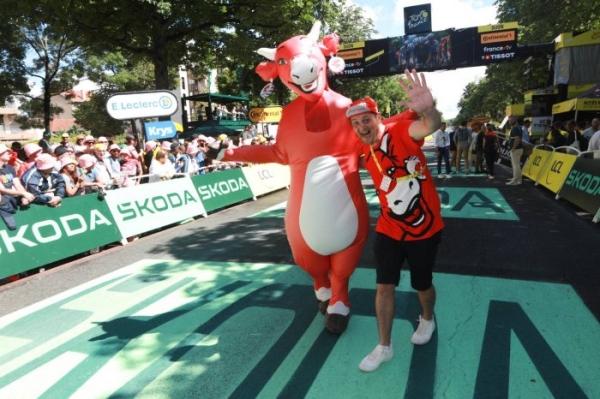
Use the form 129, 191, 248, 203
0, 11, 28, 102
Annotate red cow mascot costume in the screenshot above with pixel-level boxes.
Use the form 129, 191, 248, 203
211, 21, 415, 333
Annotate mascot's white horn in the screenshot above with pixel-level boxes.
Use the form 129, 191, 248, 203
257, 47, 276, 61
307, 21, 321, 42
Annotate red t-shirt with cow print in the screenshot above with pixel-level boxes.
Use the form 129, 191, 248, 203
361, 120, 444, 241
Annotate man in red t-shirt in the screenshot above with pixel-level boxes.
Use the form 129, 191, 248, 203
347, 70, 443, 373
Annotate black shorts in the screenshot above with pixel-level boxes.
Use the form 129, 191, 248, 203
373, 230, 442, 291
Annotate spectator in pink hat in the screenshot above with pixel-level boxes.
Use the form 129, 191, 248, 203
59, 157, 84, 197
119, 146, 142, 187
21, 154, 66, 207
78, 154, 105, 194
82, 135, 96, 154
18, 143, 43, 178
106, 144, 123, 184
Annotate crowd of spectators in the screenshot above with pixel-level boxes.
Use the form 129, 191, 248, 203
0, 128, 275, 232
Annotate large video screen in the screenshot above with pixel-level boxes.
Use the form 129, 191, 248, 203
337, 24, 518, 78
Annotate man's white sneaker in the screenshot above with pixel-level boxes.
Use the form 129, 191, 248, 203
437, 174, 443, 178
411, 316, 435, 345
445, 174, 452, 179
359, 344, 393, 372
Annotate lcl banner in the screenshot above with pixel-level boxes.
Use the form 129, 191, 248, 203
404, 4, 432, 35
557, 157, 600, 215
535, 151, 578, 193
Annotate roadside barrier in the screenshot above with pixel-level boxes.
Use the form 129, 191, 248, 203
0, 163, 291, 280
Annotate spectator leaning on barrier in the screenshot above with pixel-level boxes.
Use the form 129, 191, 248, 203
60, 157, 84, 197
21, 153, 66, 207
0, 144, 35, 230
78, 154, 104, 194
106, 144, 123, 185
148, 150, 176, 183
119, 146, 142, 187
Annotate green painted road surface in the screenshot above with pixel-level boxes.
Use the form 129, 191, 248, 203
1, 258, 598, 399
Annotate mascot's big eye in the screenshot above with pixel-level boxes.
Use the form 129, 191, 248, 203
277, 58, 288, 65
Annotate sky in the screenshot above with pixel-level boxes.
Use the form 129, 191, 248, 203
349, 0, 498, 120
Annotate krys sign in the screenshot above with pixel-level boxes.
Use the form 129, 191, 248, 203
106, 91, 178, 120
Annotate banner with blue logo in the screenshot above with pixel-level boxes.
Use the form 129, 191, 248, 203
144, 121, 177, 140
404, 4, 432, 35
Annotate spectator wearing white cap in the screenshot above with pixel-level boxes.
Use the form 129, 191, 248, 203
106, 144, 123, 186
18, 143, 43, 178
21, 154, 66, 207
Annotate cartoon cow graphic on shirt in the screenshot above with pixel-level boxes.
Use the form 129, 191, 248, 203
376, 132, 436, 238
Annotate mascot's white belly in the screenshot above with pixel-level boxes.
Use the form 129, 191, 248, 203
299, 156, 359, 255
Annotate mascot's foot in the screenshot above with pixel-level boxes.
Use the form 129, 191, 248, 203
317, 299, 329, 315
324, 313, 349, 334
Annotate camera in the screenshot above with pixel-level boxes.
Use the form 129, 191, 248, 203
97, 188, 107, 201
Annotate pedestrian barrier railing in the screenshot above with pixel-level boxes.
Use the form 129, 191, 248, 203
0, 163, 291, 280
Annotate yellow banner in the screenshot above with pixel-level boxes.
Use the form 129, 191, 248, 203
553, 98, 600, 114
505, 103, 524, 116
567, 84, 596, 98
522, 148, 552, 181
248, 106, 283, 123
477, 22, 519, 33
552, 99, 577, 114
339, 41, 366, 50
555, 30, 600, 50
536, 151, 578, 193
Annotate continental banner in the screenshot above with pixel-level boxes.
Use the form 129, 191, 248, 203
523, 148, 553, 182
557, 157, 600, 215
0, 194, 121, 279
535, 151, 578, 193
191, 168, 254, 213
242, 163, 290, 198
104, 177, 205, 238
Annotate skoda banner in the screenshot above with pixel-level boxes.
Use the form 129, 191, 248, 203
557, 157, 600, 215
104, 177, 205, 238
404, 4, 432, 35
191, 169, 254, 213
0, 195, 121, 279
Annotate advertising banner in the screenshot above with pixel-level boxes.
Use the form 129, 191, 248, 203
0, 195, 121, 279
557, 157, 600, 215
535, 151, 578, 193
106, 91, 178, 120
338, 39, 390, 78
242, 164, 291, 198
476, 24, 518, 65
191, 169, 254, 213
104, 178, 204, 238
248, 107, 283, 123
522, 148, 553, 182
404, 4, 432, 35
144, 121, 177, 140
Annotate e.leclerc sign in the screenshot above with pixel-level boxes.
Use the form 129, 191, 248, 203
106, 91, 178, 120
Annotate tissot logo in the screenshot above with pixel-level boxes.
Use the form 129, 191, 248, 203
0, 210, 112, 254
